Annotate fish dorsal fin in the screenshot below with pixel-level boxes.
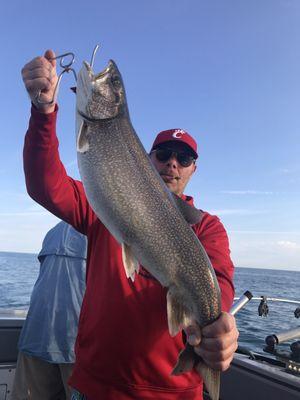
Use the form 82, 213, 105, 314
121, 243, 140, 282
172, 194, 203, 225
77, 120, 90, 153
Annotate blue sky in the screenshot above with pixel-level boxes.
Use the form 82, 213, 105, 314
1, 0, 300, 270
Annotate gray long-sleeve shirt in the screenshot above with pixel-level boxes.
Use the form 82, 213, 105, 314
18, 221, 87, 363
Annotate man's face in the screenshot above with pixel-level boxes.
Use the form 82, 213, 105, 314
150, 142, 197, 196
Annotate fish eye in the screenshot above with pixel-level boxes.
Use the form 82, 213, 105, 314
111, 76, 121, 88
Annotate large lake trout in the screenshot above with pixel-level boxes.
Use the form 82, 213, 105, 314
76, 53, 222, 400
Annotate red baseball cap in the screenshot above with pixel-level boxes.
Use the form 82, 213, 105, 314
150, 129, 198, 159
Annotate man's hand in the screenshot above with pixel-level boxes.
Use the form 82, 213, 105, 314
185, 312, 239, 371
21, 49, 58, 114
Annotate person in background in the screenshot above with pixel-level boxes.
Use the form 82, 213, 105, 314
11, 221, 87, 400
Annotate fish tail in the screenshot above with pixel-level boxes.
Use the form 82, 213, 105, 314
167, 289, 220, 399
171, 344, 220, 400
196, 362, 220, 400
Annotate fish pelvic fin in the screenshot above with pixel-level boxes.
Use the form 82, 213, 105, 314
166, 289, 194, 337
76, 120, 90, 153
172, 193, 203, 225
171, 343, 196, 375
196, 362, 220, 400
121, 243, 139, 282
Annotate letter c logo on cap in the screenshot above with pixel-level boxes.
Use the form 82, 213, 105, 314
172, 129, 186, 139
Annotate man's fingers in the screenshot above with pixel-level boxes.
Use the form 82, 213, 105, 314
195, 337, 238, 358
195, 341, 238, 371
22, 56, 53, 73
25, 78, 52, 95
21, 50, 58, 113
21, 55, 57, 87
189, 312, 239, 371
202, 312, 236, 338
22, 67, 55, 82
198, 329, 239, 352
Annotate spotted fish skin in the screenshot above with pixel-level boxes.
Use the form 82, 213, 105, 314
76, 58, 221, 400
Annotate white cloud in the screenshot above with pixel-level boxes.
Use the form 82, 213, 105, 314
0, 191, 30, 201
210, 209, 266, 216
220, 190, 273, 195
277, 240, 300, 250
229, 231, 300, 271
64, 160, 80, 180
278, 166, 300, 175
0, 213, 60, 253
0, 192, 50, 215
280, 168, 292, 174
26, 204, 45, 212
0, 211, 49, 217
65, 159, 77, 168
230, 230, 300, 235
277, 166, 300, 183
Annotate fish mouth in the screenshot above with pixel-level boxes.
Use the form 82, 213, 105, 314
77, 57, 124, 122
84, 59, 117, 80
95, 63, 112, 79
77, 58, 123, 121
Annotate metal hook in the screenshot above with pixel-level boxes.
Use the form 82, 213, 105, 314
36, 52, 77, 105
90, 44, 100, 69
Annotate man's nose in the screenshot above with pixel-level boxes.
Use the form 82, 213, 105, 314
166, 155, 179, 168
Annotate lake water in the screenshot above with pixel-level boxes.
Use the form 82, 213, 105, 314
0, 251, 299, 354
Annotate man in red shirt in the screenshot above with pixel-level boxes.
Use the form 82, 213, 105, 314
21, 50, 238, 400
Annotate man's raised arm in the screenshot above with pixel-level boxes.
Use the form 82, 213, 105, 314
21, 50, 92, 234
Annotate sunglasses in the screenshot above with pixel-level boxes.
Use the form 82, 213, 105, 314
151, 147, 195, 168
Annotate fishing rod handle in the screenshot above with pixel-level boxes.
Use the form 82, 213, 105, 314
230, 291, 253, 316
266, 327, 300, 346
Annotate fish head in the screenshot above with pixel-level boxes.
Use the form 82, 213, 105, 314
76, 59, 127, 121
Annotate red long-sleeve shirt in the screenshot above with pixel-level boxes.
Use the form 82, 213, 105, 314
23, 106, 235, 400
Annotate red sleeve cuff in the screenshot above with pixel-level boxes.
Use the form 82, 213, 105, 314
26, 104, 59, 146
31, 103, 58, 122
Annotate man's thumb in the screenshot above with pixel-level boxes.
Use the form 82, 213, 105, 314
44, 49, 56, 67
184, 325, 201, 346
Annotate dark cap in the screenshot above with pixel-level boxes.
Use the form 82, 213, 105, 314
151, 129, 198, 159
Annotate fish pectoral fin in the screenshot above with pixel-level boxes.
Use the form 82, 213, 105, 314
76, 120, 90, 153
171, 343, 196, 375
121, 243, 139, 282
172, 193, 203, 225
167, 289, 194, 337
196, 362, 220, 400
